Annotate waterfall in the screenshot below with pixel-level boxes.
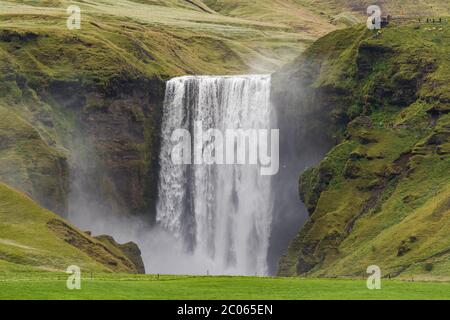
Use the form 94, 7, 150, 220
156, 75, 275, 276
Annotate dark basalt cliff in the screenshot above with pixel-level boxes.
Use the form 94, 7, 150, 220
1, 70, 165, 220
63, 76, 165, 220
0, 28, 168, 220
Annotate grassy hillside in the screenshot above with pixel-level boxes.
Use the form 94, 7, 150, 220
0, 0, 332, 74
204, 0, 336, 34
292, 0, 450, 17
206, 0, 450, 30
275, 20, 450, 279
0, 182, 142, 273
1, 273, 450, 299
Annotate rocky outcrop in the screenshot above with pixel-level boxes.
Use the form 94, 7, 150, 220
47, 219, 142, 273
0, 181, 145, 273
94, 235, 145, 274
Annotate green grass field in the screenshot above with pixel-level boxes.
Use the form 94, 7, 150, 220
1, 272, 449, 300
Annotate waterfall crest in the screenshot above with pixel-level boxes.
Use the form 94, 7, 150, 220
156, 75, 275, 275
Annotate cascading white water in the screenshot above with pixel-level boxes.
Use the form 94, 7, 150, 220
156, 75, 274, 276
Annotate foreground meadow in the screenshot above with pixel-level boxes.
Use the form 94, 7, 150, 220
0, 272, 449, 300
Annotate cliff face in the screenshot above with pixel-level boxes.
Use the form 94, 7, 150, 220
275, 23, 450, 279
63, 77, 165, 219
0, 28, 166, 219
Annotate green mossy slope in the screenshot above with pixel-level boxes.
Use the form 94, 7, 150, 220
0, 182, 141, 273
276, 21, 450, 280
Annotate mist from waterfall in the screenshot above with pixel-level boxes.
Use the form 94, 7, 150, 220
154, 75, 275, 276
